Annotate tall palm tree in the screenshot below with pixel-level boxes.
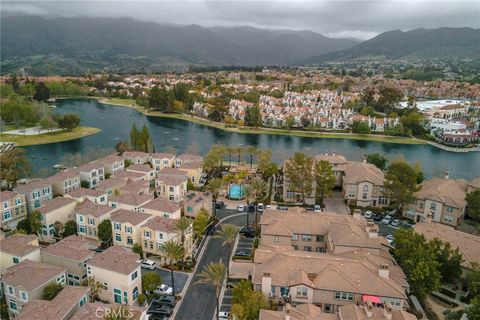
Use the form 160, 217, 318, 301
250, 177, 268, 225
246, 145, 256, 168
226, 146, 233, 167
214, 224, 240, 278
235, 146, 243, 166
195, 260, 226, 320
207, 177, 224, 217
174, 216, 192, 246
244, 185, 254, 226
159, 240, 185, 296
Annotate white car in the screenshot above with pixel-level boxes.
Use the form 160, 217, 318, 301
266, 205, 272, 210
381, 215, 393, 225
386, 235, 394, 244
140, 259, 156, 270
154, 284, 173, 295
314, 205, 321, 213
391, 219, 402, 227
237, 204, 245, 212
219, 311, 229, 320
364, 210, 373, 219
257, 203, 265, 212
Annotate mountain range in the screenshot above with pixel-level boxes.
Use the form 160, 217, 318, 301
1, 15, 479, 75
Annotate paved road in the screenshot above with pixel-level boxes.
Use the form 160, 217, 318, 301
151, 268, 188, 294
175, 211, 254, 320
324, 191, 349, 215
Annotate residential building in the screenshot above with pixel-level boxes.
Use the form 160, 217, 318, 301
184, 191, 213, 218
86, 246, 142, 305
126, 164, 156, 182
119, 180, 150, 196
1, 191, 27, 230
111, 209, 152, 248
2, 259, 66, 318
76, 200, 116, 242
96, 177, 128, 197
72, 302, 148, 320
342, 161, 388, 207
178, 160, 204, 186
76, 162, 105, 188
404, 173, 468, 226
140, 216, 193, 262
0, 234, 40, 275
108, 193, 154, 211
140, 198, 181, 219
111, 170, 146, 183
156, 168, 188, 201
64, 188, 108, 205
123, 151, 150, 164
175, 154, 203, 168
150, 152, 175, 172
17, 286, 89, 320
468, 177, 480, 193
40, 235, 94, 286
14, 179, 53, 213
38, 197, 77, 243
314, 153, 347, 187
95, 154, 126, 175
47, 170, 81, 196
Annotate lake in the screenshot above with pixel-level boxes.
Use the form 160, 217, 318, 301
25, 99, 480, 179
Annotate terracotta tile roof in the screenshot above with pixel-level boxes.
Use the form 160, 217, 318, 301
150, 152, 175, 159
141, 198, 180, 213
111, 209, 151, 226
75, 200, 114, 218
469, 177, 480, 189
95, 178, 128, 191
76, 162, 104, 172
14, 179, 51, 194
96, 154, 124, 165
157, 175, 186, 186
260, 303, 337, 320
338, 304, 416, 320
176, 154, 203, 162
111, 170, 145, 181
71, 302, 147, 320
119, 180, 150, 195
38, 197, 77, 214
0, 190, 21, 201
344, 161, 385, 185
415, 177, 468, 208
41, 235, 93, 261
415, 222, 480, 268
314, 153, 347, 164
0, 234, 39, 256
158, 167, 188, 177
142, 216, 176, 233
179, 160, 203, 169
122, 151, 149, 159
47, 170, 80, 183
17, 286, 89, 320
88, 246, 140, 275
127, 164, 153, 173
3, 259, 65, 291
108, 193, 153, 206
67, 188, 106, 199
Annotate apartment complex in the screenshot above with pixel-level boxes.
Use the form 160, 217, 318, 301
0, 191, 27, 230
47, 170, 81, 196
140, 197, 181, 219
184, 191, 213, 218
14, 179, 52, 213
95, 154, 126, 175
38, 197, 77, 243
108, 193, 154, 211
111, 209, 152, 248
76, 162, 105, 188
0, 234, 40, 275
150, 152, 175, 172
76, 200, 116, 242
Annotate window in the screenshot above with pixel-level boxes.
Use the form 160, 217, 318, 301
15, 198, 22, 205
292, 245, 298, 250
114, 222, 121, 231
43, 188, 50, 195
274, 235, 279, 243
187, 206, 193, 213
158, 233, 164, 240
79, 225, 86, 234
7, 286, 14, 295
296, 287, 308, 297
115, 234, 122, 242
446, 206, 454, 213
419, 202, 424, 209
3, 210, 12, 221
127, 237, 133, 245
57, 274, 66, 284
79, 216, 84, 222
169, 195, 174, 201
9, 299, 17, 311
316, 235, 324, 242
131, 271, 138, 281
301, 234, 312, 241
88, 218, 95, 226
303, 246, 312, 252
363, 185, 368, 192
362, 192, 368, 200
12, 257, 19, 264
100, 196, 105, 202
379, 196, 388, 205
114, 289, 122, 304
315, 247, 326, 253
19, 291, 28, 302
430, 202, 437, 210
291, 234, 299, 241
334, 291, 354, 301
324, 304, 332, 313
163, 214, 169, 218
111, 203, 117, 208
169, 187, 174, 192
3, 202, 8, 209
144, 230, 151, 238
79, 296, 87, 307
125, 226, 132, 234
133, 287, 139, 300
444, 216, 453, 223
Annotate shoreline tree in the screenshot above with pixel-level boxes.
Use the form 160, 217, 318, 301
284, 152, 313, 205
313, 160, 336, 206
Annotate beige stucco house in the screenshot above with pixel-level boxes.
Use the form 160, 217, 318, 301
111, 209, 152, 248
38, 197, 78, 243
1, 191, 27, 230
47, 170, 81, 196
0, 234, 40, 276
184, 191, 213, 218
140, 198, 181, 219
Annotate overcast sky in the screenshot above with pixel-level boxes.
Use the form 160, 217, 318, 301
2, 0, 479, 39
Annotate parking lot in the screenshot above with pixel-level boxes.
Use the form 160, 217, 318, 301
148, 267, 189, 294
234, 237, 254, 259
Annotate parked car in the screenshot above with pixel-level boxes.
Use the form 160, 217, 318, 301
152, 295, 177, 307
154, 284, 173, 295
248, 204, 255, 213
140, 259, 156, 270
391, 219, 402, 227
364, 210, 373, 219
386, 235, 394, 244
373, 213, 383, 222
314, 205, 321, 213
277, 206, 289, 211
235, 250, 251, 257
206, 224, 216, 235
266, 205, 272, 210
148, 305, 172, 317
257, 203, 265, 212
237, 204, 245, 212
401, 221, 413, 228
219, 311, 229, 320
215, 201, 225, 209
381, 215, 393, 225
239, 226, 255, 238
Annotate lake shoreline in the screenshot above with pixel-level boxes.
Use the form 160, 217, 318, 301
91, 97, 426, 145
0, 126, 101, 146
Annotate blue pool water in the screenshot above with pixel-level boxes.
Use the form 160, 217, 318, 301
229, 184, 244, 200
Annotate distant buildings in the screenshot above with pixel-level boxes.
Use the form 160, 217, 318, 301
0, 191, 27, 230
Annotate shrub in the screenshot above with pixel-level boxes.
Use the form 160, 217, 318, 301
137, 293, 147, 306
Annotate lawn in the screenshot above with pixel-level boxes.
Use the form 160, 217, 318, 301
0, 126, 101, 146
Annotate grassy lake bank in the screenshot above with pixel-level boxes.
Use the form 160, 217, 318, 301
0, 126, 101, 146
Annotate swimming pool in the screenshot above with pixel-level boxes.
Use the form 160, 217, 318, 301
229, 184, 244, 200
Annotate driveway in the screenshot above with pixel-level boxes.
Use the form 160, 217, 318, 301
149, 267, 189, 294
324, 191, 349, 215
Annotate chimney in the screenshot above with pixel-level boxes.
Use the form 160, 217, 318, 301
444, 171, 449, 179
284, 304, 291, 320
384, 302, 393, 320
364, 300, 373, 318
353, 209, 362, 220
367, 222, 378, 239
261, 272, 272, 298
379, 264, 389, 279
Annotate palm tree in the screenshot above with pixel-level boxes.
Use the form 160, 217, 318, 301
159, 240, 185, 296
246, 145, 256, 168
244, 185, 254, 226
226, 146, 233, 167
195, 260, 226, 320
214, 224, 240, 278
207, 178, 224, 216
235, 146, 243, 166
174, 217, 191, 246
250, 177, 268, 225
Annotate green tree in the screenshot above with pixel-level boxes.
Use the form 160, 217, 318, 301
231, 280, 270, 320
244, 105, 262, 127
115, 141, 130, 155
384, 159, 421, 213
174, 217, 192, 247
132, 243, 143, 257
376, 86, 402, 114
195, 260, 226, 320
142, 272, 162, 294
466, 190, 480, 221
193, 209, 210, 238
203, 145, 226, 175
465, 263, 480, 297
42, 283, 63, 300
63, 220, 77, 237
366, 153, 388, 171
0, 148, 31, 188
206, 178, 224, 202
98, 219, 113, 246
313, 160, 336, 206
33, 82, 50, 102
429, 238, 463, 283
130, 124, 139, 150
284, 152, 313, 204
250, 177, 268, 225
246, 146, 256, 168
30, 210, 43, 242
351, 121, 371, 134
58, 114, 81, 131
159, 240, 185, 295
466, 296, 480, 320
16, 219, 31, 234
400, 111, 425, 136
10, 75, 20, 93
285, 115, 295, 129
214, 224, 240, 277
85, 277, 103, 302
0, 291, 10, 320
256, 149, 279, 179
39, 116, 58, 132
394, 228, 441, 300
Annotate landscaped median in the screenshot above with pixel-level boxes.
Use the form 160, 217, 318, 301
0, 126, 101, 146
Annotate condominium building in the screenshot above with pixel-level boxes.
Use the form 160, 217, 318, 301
184, 191, 213, 218
122, 151, 150, 165
0, 191, 27, 230
95, 154, 126, 175
108, 193, 154, 211
14, 179, 53, 213
64, 187, 108, 205
150, 152, 175, 172
140, 198, 181, 219
38, 197, 77, 243
76, 200, 116, 242
342, 161, 388, 207
76, 162, 105, 188
126, 164, 156, 182
0, 234, 40, 275
47, 170, 81, 196
96, 178, 128, 197
111, 209, 152, 248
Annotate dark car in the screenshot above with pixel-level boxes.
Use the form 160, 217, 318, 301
235, 250, 251, 257
215, 201, 225, 209
239, 226, 255, 238
373, 214, 383, 222
148, 305, 172, 317
152, 295, 177, 307
206, 224, 216, 235
248, 204, 255, 213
